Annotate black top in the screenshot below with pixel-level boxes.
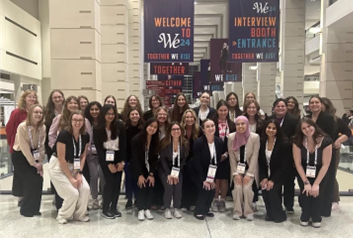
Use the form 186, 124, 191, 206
143, 110, 155, 121
129, 134, 159, 180
300, 136, 333, 178
335, 117, 351, 140
193, 106, 217, 126
53, 130, 90, 163
126, 125, 142, 162
159, 143, 188, 176
269, 113, 299, 139
307, 112, 336, 141
192, 135, 226, 185
185, 126, 204, 163
259, 139, 292, 184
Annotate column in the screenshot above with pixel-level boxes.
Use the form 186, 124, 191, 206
100, 0, 129, 111
232, 82, 244, 106
280, 0, 306, 109
242, 63, 258, 104
49, 0, 102, 101
257, 63, 276, 115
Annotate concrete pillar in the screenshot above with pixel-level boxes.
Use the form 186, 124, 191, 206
280, 0, 306, 109
224, 83, 232, 98
242, 63, 257, 104
257, 63, 276, 115
49, 0, 102, 101
232, 82, 244, 106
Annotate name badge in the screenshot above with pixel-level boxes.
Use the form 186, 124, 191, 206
106, 150, 115, 162
206, 165, 217, 182
170, 167, 180, 178
306, 165, 316, 178
74, 158, 80, 170
91, 144, 97, 155
32, 150, 40, 159
237, 163, 246, 175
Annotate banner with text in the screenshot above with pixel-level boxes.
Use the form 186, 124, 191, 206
210, 39, 242, 83
144, 0, 194, 62
200, 59, 210, 88
150, 63, 189, 75
228, 0, 279, 62
146, 80, 166, 97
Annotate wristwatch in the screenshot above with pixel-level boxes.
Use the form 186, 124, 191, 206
78, 170, 83, 174
304, 180, 310, 185
149, 173, 154, 177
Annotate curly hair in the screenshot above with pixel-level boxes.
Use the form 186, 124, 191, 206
121, 95, 143, 122
17, 90, 38, 110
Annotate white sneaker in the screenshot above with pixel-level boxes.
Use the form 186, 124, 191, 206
180, 207, 187, 212
232, 213, 240, 220
173, 209, 183, 219
312, 222, 321, 228
165, 208, 172, 219
300, 221, 309, 226
252, 202, 258, 212
144, 209, 154, 220
246, 214, 254, 221
138, 210, 145, 221
56, 216, 68, 224
332, 202, 340, 211
92, 199, 101, 210
75, 216, 90, 222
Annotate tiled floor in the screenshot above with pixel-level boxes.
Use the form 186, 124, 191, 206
0, 195, 352, 238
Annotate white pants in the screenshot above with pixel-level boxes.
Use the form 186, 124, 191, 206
48, 155, 90, 220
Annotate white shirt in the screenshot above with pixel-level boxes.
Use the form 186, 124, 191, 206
103, 129, 119, 150
208, 142, 215, 160
249, 124, 257, 133
199, 108, 210, 121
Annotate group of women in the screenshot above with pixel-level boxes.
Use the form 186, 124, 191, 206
5, 89, 351, 228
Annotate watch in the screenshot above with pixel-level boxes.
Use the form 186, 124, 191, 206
303, 180, 310, 185
78, 170, 83, 174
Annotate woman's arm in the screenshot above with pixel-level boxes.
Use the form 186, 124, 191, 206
130, 137, 143, 180
48, 115, 60, 149
5, 109, 18, 146
292, 143, 307, 183
246, 135, 260, 178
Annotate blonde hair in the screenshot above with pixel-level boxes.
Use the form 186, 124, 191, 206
180, 109, 200, 140
18, 90, 38, 110
154, 106, 170, 128
65, 110, 86, 135
25, 104, 44, 127
243, 91, 257, 109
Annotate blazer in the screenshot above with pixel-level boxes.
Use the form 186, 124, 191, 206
129, 134, 159, 180
185, 126, 204, 163
192, 135, 225, 185
5, 109, 27, 153
307, 111, 336, 141
193, 106, 216, 125
258, 139, 292, 184
228, 132, 260, 186
158, 143, 188, 176
269, 113, 299, 139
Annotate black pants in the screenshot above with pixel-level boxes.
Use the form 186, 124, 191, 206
12, 151, 43, 216
283, 167, 295, 210
159, 169, 183, 209
137, 182, 154, 211
320, 148, 336, 217
252, 181, 259, 203
262, 182, 286, 221
102, 169, 122, 212
194, 185, 215, 216
152, 172, 164, 207
11, 153, 23, 197
298, 178, 322, 223
181, 163, 197, 209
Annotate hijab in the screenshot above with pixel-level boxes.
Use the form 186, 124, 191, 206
232, 116, 250, 151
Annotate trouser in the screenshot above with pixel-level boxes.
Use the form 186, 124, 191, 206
181, 163, 197, 208
124, 163, 138, 200
283, 167, 295, 210
11, 153, 23, 197
83, 158, 90, 186
101, 168, 122, 212
12, 151, 43, 216
48, 156, 90, 220
232, 176, 254, 216
137, 181, 154, 211
152, 172, 164, 207
298, 178, 322, 223
262, 182, 286, 221
87, 155, 105, 199
333, 149, 341, 203
159, 169, 183, 209
320, 148, 336, 217
252, 181, 259, 203
194, 185, 215, 216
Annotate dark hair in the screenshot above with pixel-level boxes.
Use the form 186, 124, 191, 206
97, 104, 118, 142
171, 93, 190, 122
226, 92, 243, 117
78, 95, 89, 104
261, 119, 286, 144
273, 98, 287, 108
285, 96, 301, 117
212, 99, 236, 132
84, 101, 102, 125
293, 117, 327, 148
160, 122, 189, 154
139, 118, 159, 155
125, 107, 144, 130
44, 90, 65, 127
201, 118, 214, 129
309, 95, 323, 104
149, 94, 164, 109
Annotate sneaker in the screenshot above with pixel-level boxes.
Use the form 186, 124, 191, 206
180, 207, 188, 212
101, 210, 115, 219
173, 209, 183, 219
312, 222, 321, 228
75, 216, 90, 222
111, 209, 122, 218
138, 210, 145, 221
246, 214, 254, 221
125, 199, 133, 209
56, 216, 68, 224
252, 202, 258, 212
212, 199, 219, 212
190, 206, 195, 211
164, 208, 172, 219
92, 199, 101, 210
232, 213, 240, 220
144, 209, 154, 220
219, 200, 226, 212
332, 202, 340, 211
300, 221, 309, 226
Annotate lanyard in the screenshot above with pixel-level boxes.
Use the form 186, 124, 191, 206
265, 138, 276, 167
280, 118, 284, 127
209, 143, 217, 165
145, 148, 150, 172
172, 143, 180, 168
305, 138, 318, 166
239, 145, 247, 164
28, 126, 40, 150
72, 135, 82, 158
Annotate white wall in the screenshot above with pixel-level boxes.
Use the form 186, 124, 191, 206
10, 0, 39, 19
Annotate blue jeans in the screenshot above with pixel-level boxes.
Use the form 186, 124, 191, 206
124, 163, 138, 200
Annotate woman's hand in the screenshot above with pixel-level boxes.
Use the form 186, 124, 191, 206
76, 173, 83, 188
116, 162, 124, 172
334, 139, 341, 150
303, 184, 312, 197
203, 181, 211, 190
311, 183, 320, 197
108, 164, 117, 173
266, 180, 274, 191
69, 177, 78, 189
147, 175, 155, 187
173, 177, 179, 185
137, 175, 146, 188
243, 175, 251, 186
234, 175, 243, 186
167, 175, 174, 185
209, 182, 216, 189
260, 178, 268, 190
221, 154, 227, 162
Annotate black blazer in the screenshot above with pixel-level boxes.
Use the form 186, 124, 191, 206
192, 135, 226, 185
258, 139, 292, 184
269, 113, 299, 139
129, 134, 159, 180
193, 106, 216, 125
93, 120, 127, 174
158, 144, 188, 176
185, 126, 204, 163
307, 111, 336, 141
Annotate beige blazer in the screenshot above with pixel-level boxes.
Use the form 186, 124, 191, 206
228, 132, 260, 186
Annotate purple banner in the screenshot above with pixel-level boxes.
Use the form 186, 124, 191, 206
193, 72, 201, 98
144, 0, 194, 62
210, 39, 242, 83
200, 59, 210, 88
228, 0, 280, 62
157, 75, 184, 89
150, 63, 189, 75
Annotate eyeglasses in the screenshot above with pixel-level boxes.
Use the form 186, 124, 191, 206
172, 128, 181, 132
157, 113, 167, 117
152, 99, 159, 102
72, 119, 84, 123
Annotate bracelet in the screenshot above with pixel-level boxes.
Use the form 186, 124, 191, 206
303, 180, 310, 185
78, 170, 83, 174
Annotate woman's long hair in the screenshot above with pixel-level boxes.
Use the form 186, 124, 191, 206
97, 104, 119, 142
180, 109, 200, 140
84, 101, 102, 126
243, 91, 257, 109
44, 89, 64, 127
17, 90, 38, 110
170, 93, 190, 122
285, 96, 301, 117
243, 100, 264, 133
125, 107, 144, 130
154, 106, 170, 128
149, 94, 164, 109
159, 122, 189, 155
26, 104, 45, 128
292, 117, 327, 148
121, 95, 143, 122
58, 96, 79, 131
138, 118, 159, 155
260, 119, 286, 144
226, 92, 243, 117
65, 110, 86, 135
212, 99, 236, 132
